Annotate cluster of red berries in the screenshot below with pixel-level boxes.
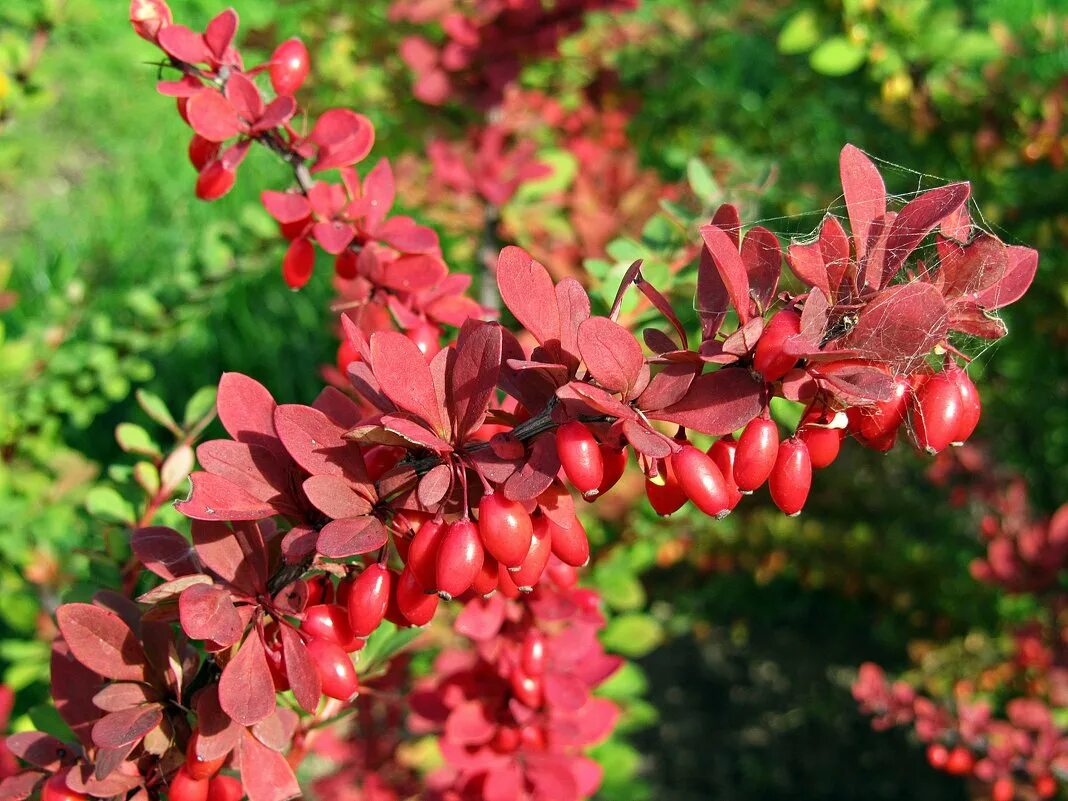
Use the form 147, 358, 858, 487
165, 735, 243, 801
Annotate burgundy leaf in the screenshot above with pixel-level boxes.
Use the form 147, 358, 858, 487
176, 472, 276, 521
556, 278, 591, 365
313, 386, 363, 429
555, 382, 637, 421
4, 732, 66, 770
137, 574, 212, 605
786, 239, 831, 299
577, 317, 645, 397
649, 369, 763, 435
740, 225, 781, 311
504, 434, 561, 502
819, 215, 852, 294
217, 373, 282, 456
636, 279, 688, 352
881, 182, 970, 280
195, 687, 242, 761
50, 640, 103, 749
317, 516, 388, 559
55, 604, 147, 682
179, 583, 242, 646
274, 404, 360, 479
301, 475, 373, 519
238, 729, 301, 801
939, 232, 1007, 298
621, 420, 673, 459
975, 245, 1038, 310
185, 90, 242, 143
92, 683, 153, 713
195, 440, 291, 508
496, 246, 560, 346
192, 519, 267, 596
280, 626, 321, 714
447, 320, 503, 440
710, 203, 742, 245
839, 144, 886, 262
815, 366, 896, 405
0, 772, 44, 801
370, 332, 446, 433
699, 224, 752, 323
219, 635, 276, 726
91, 705, 162, 749
948, 301, 1008, 339
799, 288, 830, 344
843, 282, 949, 365
636, 363, 698, 410
720, 316, 764, 357
130, 526, 198, 580
417, 464, 453, 508
381, 415, 453, 451
251, 708, 299, 752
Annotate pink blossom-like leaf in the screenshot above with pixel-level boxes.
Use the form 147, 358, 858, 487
317, 516, 388, 559
648, 369, 763, 435
370, 331, 446, 433
223, 72, 262, 122
217, 373, 282, 455
273, 404, 357, 479
975, 245, 1038, 310
186, 90, 242, 143
842, 282, 949, 365
309, 109, 375, 172
448, 320, 502, 439
362, 158, 395, 231
91, 705, 162, 749
312, 221, 354, 255
191, 519, 267, 596
544, 673, 588, 711
741, 226, 781, 311
179, 583, 242, 646
577, 317, 644, 397
302, 475, 373, 519
454, 594, 506, 641
786, 239, 830, 299
157, 24, 210, 63
497, 246, 560, 347
445, 701, 495, 746
130, 526, 198, 580
839, 144, 886, 262
381, 254, 448, 292
55, 604, 147, 682
203, 8, 238, 58
377, 216, 438, 253
880, 182, 970, 280
238, 729, 301, 801
484, 763, 522, 801
527, 755, 580, 801
700, 224, 752, 324
176, 472, 276, 521
280, 625, 321, 713
253, 96, 297, 132
219, 635, 276, 726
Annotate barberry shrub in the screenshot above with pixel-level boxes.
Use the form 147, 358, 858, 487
0, 3, 1043, 801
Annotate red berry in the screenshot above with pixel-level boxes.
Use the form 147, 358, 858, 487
1035, 775, 1057, 799
188, 135, 220, 172
472, 554, 499, 596
856, 376, 910, 442
408, 519, 446, 591
477, 490, 534, 569
169, 768, 210, 801
491, 726, 521, 754
911, 372, 964, 454
753, 309, 802, 381
992, 778, 1015, 801
769, 438, 812, 516
645, 459, 687, 516
946, 365, 981, 444
185, 731, 226, 780
362, 445, 403, 482
555, 421, 604, 497
347, 564, 393, 638
594, 445, 628, 496
282, 237, 315, 289
305, 638, 358, 701
195, 161, 236, 201
269, 38, 310, 96
394, 566, 439, 626
41, 774, 86, 801
336, 339, 360, 375
436, 519, 485, 600
304, 574, 334, 606
301, 604, 359, 652
944, 746, 973, 776
546, 559, 579, 589
497, 563, 521, 599
797, 424, 842, 468
206, 776, 243, 801
510, 670, 542, 708
734, 416, 780, 492
672, 444, 731, 518
407, 322, 442, 359
708, 437, 743, 510
926, 743, 949, 769
547, 513, 590, 567
511, 516, 552, 590
521, 631, 547, 676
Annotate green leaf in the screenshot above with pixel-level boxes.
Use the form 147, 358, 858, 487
810, 37, 867, 76
601, 614, 664, 658
183, 386, 218, 428
357, 621, 421, 675
136, 389, 179, 433
596, 567, 646, 611
24, 704, 74, 741
778, 9, 821, 55
85, 486, 135, 525
115, 423, 161, 459
686, 158, 720, 204
133, 461, 161, 496
597, 661, 649, 701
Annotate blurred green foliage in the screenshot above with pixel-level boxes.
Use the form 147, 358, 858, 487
0, 0, 1065, 798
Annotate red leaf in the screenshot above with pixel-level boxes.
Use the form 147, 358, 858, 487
55, 604, 147, 682
176, 472, 276, 521
280, 625, 321, 713
217, 373, 281, 454
317, 516, 388, 559
380, 254, 448, 293
50, 640, 103, 749
741, 226, 781, 311
417, 464, 453, 508
251, 708, 299, 752
786, 239, 831, 299
191, 519, 268, 595
309, 109, 375, 173
203, 8, 238, 58
301, 475, 373, 519
238, 729, 301, 801
312, 221, 355, 255
445, 701, 495, 745
186, 90, 242, 142
380, 414, 453, 451
504, 434, 561, 502
195, 686, 242, 760
710, 203, 742, 245
370, 332, 446, 433
497, 246, 560, 347
223, 72, 262, 122
843, 282, 949, 365
939, 232, 1007, 298
880, 182, 970, 280
621, 420, 673, 458
819, 215, 852, 294
130, 526, 198, 580
555, 278, 591, 366
975, 245, 1037, 310
273, 404, 359, 480
362, 158, 395, 231
839, 144, 886, 263
484, 763, 522, 801
577, 317, 645, 397
0, 772, 44, 801
92, 683, 153, 712
91, 705, 162, 749
195, 440, 292, 508
5, 732, 67, 770
700, 224, 752, 323
219, 635, 276, 726
157, 24, 210, 63
377, 216, 438, 253
648, 369, 763, 435
179, 583, 242, 646
454, 594, 506, 641
815, 365, 895, 405
636, 363, 698, 410
447, 320, 503, 439
253, 96, 297, 132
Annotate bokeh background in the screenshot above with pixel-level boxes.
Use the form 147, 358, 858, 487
1, 0, 1066, 798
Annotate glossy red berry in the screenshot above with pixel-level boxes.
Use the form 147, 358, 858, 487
521, 631, 547, 677
555, 421, 604, 497
645, 459, 688, 516
269, 38, 310, 96
407, 322, 442, 359
943, 746, 973, 776
346, 564, 393, 638
911, 372, 964, 454
185, 731, 226, 780
169, 767, 210, 801
769, 438, 812, 516
672, 444, 731, 518
1035, 775, 1057, 799
477, 490, 534, 569
40, 774, 87, 801
395, 567, 438, 626
206, 776, 243, 801
511, 516, 552, 590
195, 161, 236, 201
436, 519, 485, 600
992, 778, 1015, 801
336, 339, 360, 375
408, 519, 446, 591
594, 444, 628, 496
926, 743, 949, 769
497, 563, 521, 600
510, 670, 542, 708
472, 554, 499, 597
946, 365, 981, 444
797, 424, 841, 468
753, 309, 802, 381
306, 638, 359, 701
282, 237, 315, 289
706, 437, 742, 510
547, 514, 590, 568
301, 604, 359, 652
856, 375, 910, 443
734, 416, 780, 492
